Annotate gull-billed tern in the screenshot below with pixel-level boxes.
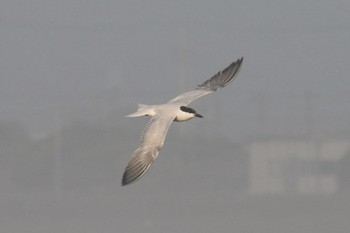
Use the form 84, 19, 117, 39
122, 57, 243, 186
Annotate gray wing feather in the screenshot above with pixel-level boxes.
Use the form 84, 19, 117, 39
122, 113, 175, 186
197, 57, 243, 91
140, 114, 175, 146
168, 57, 243, 105
122, 146, 159, 186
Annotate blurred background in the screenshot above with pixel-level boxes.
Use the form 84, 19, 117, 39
1, 0, 350, 232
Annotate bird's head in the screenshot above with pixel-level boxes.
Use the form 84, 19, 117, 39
179, 106, 203, 119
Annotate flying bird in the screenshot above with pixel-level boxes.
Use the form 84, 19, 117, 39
122, 57, 243, 186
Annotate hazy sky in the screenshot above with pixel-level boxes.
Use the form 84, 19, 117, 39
2, 1, 350, 233
1, 0, 350, 139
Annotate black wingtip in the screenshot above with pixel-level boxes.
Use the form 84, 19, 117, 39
121, 169, 139, 186
121, 149, 155, 186
196, 57, 244, 90
121, 176, 128, 186
121, 171, 136, 186
233, 57, 244, 69
121, 165, 150, 186
121, 172, 128, 186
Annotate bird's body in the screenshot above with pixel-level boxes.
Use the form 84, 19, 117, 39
122, 57, 243, 186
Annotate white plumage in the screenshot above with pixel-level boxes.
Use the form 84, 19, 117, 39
122, 57, 243, 186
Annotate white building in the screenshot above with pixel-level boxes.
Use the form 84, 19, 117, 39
249, 138, 350, 195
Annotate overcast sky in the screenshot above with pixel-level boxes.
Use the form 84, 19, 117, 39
1, 0, 350, 140
2, 1, 350, 233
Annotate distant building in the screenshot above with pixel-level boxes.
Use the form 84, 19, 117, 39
248, 138, 350, 195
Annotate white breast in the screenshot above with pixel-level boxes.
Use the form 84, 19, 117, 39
174, 110, 195, 122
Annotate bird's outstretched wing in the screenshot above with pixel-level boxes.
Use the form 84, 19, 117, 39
122, 112, 176, 186
122, 57, 243, 186
168, 57, 243, 105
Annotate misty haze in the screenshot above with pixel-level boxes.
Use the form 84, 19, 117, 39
1, 1, 350, 233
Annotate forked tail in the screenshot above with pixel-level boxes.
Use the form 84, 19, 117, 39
125, 104, 155, 117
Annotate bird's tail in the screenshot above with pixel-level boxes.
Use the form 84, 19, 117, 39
125, 104, 155, 117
